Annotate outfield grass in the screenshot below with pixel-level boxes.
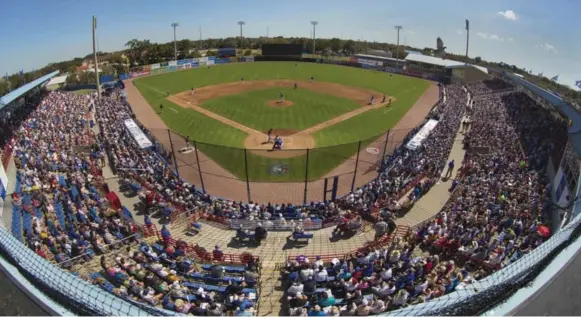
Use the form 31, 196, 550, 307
134, 62, 430, 181
200, 87, 361, 132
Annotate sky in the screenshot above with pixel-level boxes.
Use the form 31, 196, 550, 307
0, 0, 579, 89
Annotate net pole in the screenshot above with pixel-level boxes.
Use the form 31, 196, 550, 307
351, 140, 362, 192
380, 130, 390, 171
193, 140, 206, 194
167, 129, 180, 177
244, 148, 251, 202
303, 149, 310, 205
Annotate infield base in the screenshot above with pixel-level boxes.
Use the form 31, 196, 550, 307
244, 129, 315, 159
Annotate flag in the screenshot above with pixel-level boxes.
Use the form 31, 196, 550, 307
465, 19, 469, 31
551, 75, 559, 82
575, 80, 581, 89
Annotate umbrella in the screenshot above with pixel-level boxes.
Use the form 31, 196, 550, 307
537, 225, 550, 238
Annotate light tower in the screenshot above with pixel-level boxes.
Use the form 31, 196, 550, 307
465, 19, 470, 67
395, 25, 403, 69
238, 21, 245, 49
171, 22, 179, 61
311, 21, 318, 54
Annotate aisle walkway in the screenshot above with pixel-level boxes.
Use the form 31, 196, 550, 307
395, 116, 468, 227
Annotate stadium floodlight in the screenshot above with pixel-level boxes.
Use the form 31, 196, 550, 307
92, 16, 101, 98
311, 21, 318, 54
171, 23, 179, 61
465, 19, 470, 67
238, 21, 246, 48
395, 26, 403, 69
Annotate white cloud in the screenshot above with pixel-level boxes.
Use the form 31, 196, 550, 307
456, 29, 463, 35
477, 32, 504, 41
508, 37, 514, 42
406, 30, 417, 35
537, 43, 558, 53
497, 10, 519, 21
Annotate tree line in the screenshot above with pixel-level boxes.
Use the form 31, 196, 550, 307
1, 36, 579, 104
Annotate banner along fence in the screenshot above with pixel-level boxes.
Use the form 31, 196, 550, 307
146, 126, 417, 204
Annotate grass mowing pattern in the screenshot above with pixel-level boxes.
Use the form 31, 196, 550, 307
200, 87, 360, 132
134, 62, 429, 181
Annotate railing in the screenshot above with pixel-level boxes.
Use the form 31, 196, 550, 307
286, 225, 410, 263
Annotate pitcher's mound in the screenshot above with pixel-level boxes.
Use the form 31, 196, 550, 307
244, 130, 315, 159
266, 100, 293, 108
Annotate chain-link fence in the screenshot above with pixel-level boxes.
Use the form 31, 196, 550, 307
146, 128, 412, 204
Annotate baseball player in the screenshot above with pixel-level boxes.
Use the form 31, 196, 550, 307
310, 76, 315, 82
266, 128, 273, 143
279, 92, 285, 102
369, 95, 375, 106
294, 82, 298, 89
241, 77, 245, 82
191, 87, 195, 96
382, 94, 386, 103
159, 103, 164, 114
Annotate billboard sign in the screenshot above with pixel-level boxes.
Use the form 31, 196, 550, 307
199, 61, 207, 66
151, 63, 160, 69
215, 58, 229, 64
198, 57, 208, 63
358, 58, 383, 67
177, 59, 193, 65
191, 61, 200, 68
168, 61, 177, 66
177, 65, 184, 70
0, 164, 7, 200
208, 56, 216, 61
167, 66, 177, 71
184, 63, 191, 69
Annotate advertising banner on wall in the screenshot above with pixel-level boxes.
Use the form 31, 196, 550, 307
199, 61, 207, 66
207, 60, 215, 66
143, 65, 152, 71
159, 62, 169, 67
358, 58, 383, 67
177, 65, 184, 70
168, 61, 177, 66
191, 61, 200, 68
151, 68, 164, 74
119, 74, 131, 80
349, 56, 359, 64
554, 165, 570, 208
215, 58, 229, 64
198, 57, 208, 63
208, 56, 216, 61
177, 59, 193, 65
167, 66, 177, 71
184, 63, 191, 69
151, 63, 160, 69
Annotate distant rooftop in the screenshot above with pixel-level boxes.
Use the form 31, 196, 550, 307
354, 54, 399, 62
46, 75, 68, 86
404, 54, 488, 74
0, 71, 59, 110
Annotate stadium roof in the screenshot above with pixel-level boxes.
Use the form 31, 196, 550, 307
404, 54, 488, 74
46, 74, 68, 86
0, 70, 59, 109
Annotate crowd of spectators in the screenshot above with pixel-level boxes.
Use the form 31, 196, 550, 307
5, 92, 139, 269
467, 78, 514, 96
348, 84, 467, 218
92, 242, 260, 315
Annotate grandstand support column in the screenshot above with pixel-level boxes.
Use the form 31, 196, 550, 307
304, 149, 310, 204
92, 16, 101, 99
167, 129, 180, 178
380, 130, 390, 171
243, 149, 251, 202
193, 141, 206, 194
351, 140, 362, 192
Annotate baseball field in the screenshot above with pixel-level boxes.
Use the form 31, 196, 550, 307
133, 62, 431, 182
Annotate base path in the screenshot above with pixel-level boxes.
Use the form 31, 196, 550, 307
125, 79, 439, 204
